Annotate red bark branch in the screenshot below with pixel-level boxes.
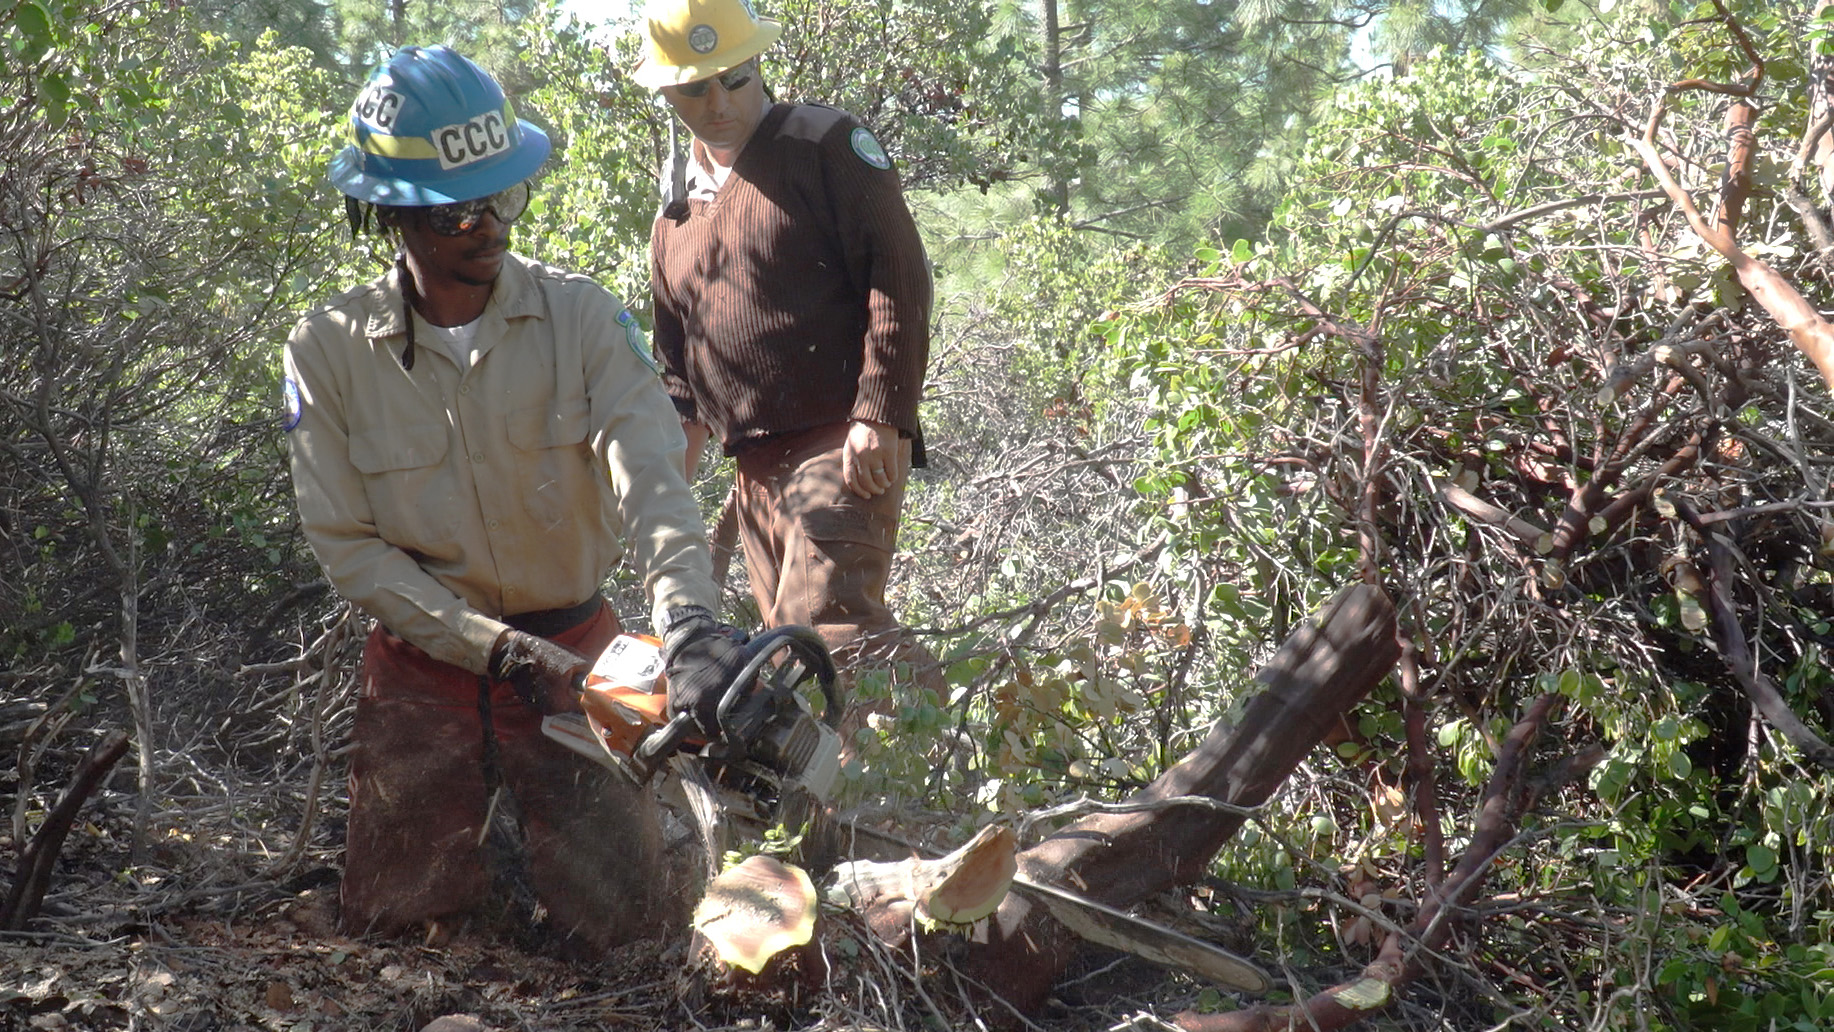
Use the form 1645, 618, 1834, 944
1631, 88, 1834, 390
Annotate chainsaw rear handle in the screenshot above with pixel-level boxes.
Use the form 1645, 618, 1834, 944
633, 624, 840, 769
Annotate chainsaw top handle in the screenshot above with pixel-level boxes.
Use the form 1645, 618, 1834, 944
717, 624, 841, 741
633, 624, 840, 768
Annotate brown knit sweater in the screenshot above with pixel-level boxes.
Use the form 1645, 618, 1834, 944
650, 103, 931, 461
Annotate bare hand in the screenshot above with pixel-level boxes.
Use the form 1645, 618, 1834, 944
841, 420, 908, 499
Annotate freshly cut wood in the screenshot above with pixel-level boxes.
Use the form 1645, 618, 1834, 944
826, 822, 1017, 927
692, 855, 818, 975
828, 820, 1267, 992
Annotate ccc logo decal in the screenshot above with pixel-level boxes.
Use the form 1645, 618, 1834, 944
435, 110, 511, 170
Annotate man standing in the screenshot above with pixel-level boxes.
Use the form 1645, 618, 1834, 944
286, 45, 748, 952
634, 0, 942, 707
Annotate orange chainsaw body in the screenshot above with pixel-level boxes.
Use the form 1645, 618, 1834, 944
577, 633, 680, 759
552, 625, 842, 804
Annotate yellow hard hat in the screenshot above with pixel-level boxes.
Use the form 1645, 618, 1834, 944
631, 0, 783, 89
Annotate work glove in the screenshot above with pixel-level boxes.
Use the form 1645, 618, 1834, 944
488, 629, 589, 716
661, 606, 752, 737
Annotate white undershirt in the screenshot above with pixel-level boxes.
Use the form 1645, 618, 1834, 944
687, 140, 734, 199
425, 317, 483, 374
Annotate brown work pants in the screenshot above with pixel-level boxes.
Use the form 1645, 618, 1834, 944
340, 602, 681, 953
734, 424, 943, 697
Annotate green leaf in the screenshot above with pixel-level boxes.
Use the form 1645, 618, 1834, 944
39, 71, 70, 128
1231, 238, 1254, 263
1747, 844, 1777, 875
16, 1, 53, 57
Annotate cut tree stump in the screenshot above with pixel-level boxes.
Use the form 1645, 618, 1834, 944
694, 854, 820, 974
957, 583, 1401, 1013
826, 822, 1017, 943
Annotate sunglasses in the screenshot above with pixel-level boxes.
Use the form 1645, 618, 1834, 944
671, 63, 755, 99
422, 182, 531, 236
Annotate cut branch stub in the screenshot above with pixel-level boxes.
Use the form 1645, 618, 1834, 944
692, 854, 817, 975
826, 822, 1017, 927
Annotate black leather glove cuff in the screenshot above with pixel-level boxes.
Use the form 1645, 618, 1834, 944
661, 605, 718, 658
488, 629, 587, 713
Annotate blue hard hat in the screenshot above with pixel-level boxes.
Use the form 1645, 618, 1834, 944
329, 45, 551, 206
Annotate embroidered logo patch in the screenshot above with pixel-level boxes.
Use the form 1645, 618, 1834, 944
688, 24, 718, 54
850, 127, 891, 170
282, 377, 302, 432
618, 308, 658, 374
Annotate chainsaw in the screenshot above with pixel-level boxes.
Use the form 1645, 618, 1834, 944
540, 624, 844, 821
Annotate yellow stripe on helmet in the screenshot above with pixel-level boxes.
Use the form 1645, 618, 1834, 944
358, 130, 441, 160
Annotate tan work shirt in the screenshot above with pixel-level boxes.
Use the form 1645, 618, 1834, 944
284, 254, 719, 674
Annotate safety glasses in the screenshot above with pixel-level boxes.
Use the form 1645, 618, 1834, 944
671, 62, 755, 99
423, 182, 531, 236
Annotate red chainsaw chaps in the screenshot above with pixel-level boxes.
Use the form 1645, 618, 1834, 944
340, 605, 692, 953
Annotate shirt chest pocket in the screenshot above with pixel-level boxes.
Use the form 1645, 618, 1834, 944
507, 400, 593, 529
349, 423, 459, 546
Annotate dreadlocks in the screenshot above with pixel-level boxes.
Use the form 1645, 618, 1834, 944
341, 197, 421, 371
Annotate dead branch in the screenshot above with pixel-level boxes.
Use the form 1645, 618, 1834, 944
1396, 640, 1445, 894
1, 729, 131, 930
1673, 498, 1834, 771
1481, 189, 1669, 233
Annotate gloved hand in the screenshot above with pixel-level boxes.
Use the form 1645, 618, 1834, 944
488, 629, 589, 716
662, 606, 752, 736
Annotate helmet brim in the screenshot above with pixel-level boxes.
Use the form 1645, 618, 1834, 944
329, 119, 552, 206
629, 20, 781, 89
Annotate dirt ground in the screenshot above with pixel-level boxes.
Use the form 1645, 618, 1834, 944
0, 797, 1237, 1032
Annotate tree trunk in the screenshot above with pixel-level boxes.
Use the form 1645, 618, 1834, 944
962, 583, 1401, 1012
1040, 0, 1070, 213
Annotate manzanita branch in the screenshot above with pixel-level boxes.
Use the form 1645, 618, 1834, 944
1630, 89, 1834, 390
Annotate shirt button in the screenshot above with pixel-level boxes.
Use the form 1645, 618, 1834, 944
471, 451, 485, 463
487, 518, 500, 530
459, 384, 471, 395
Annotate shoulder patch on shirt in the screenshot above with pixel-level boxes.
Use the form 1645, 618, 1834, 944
618, 308, 659, 374
281, 376, 302, 432
849, 127, 892, 170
